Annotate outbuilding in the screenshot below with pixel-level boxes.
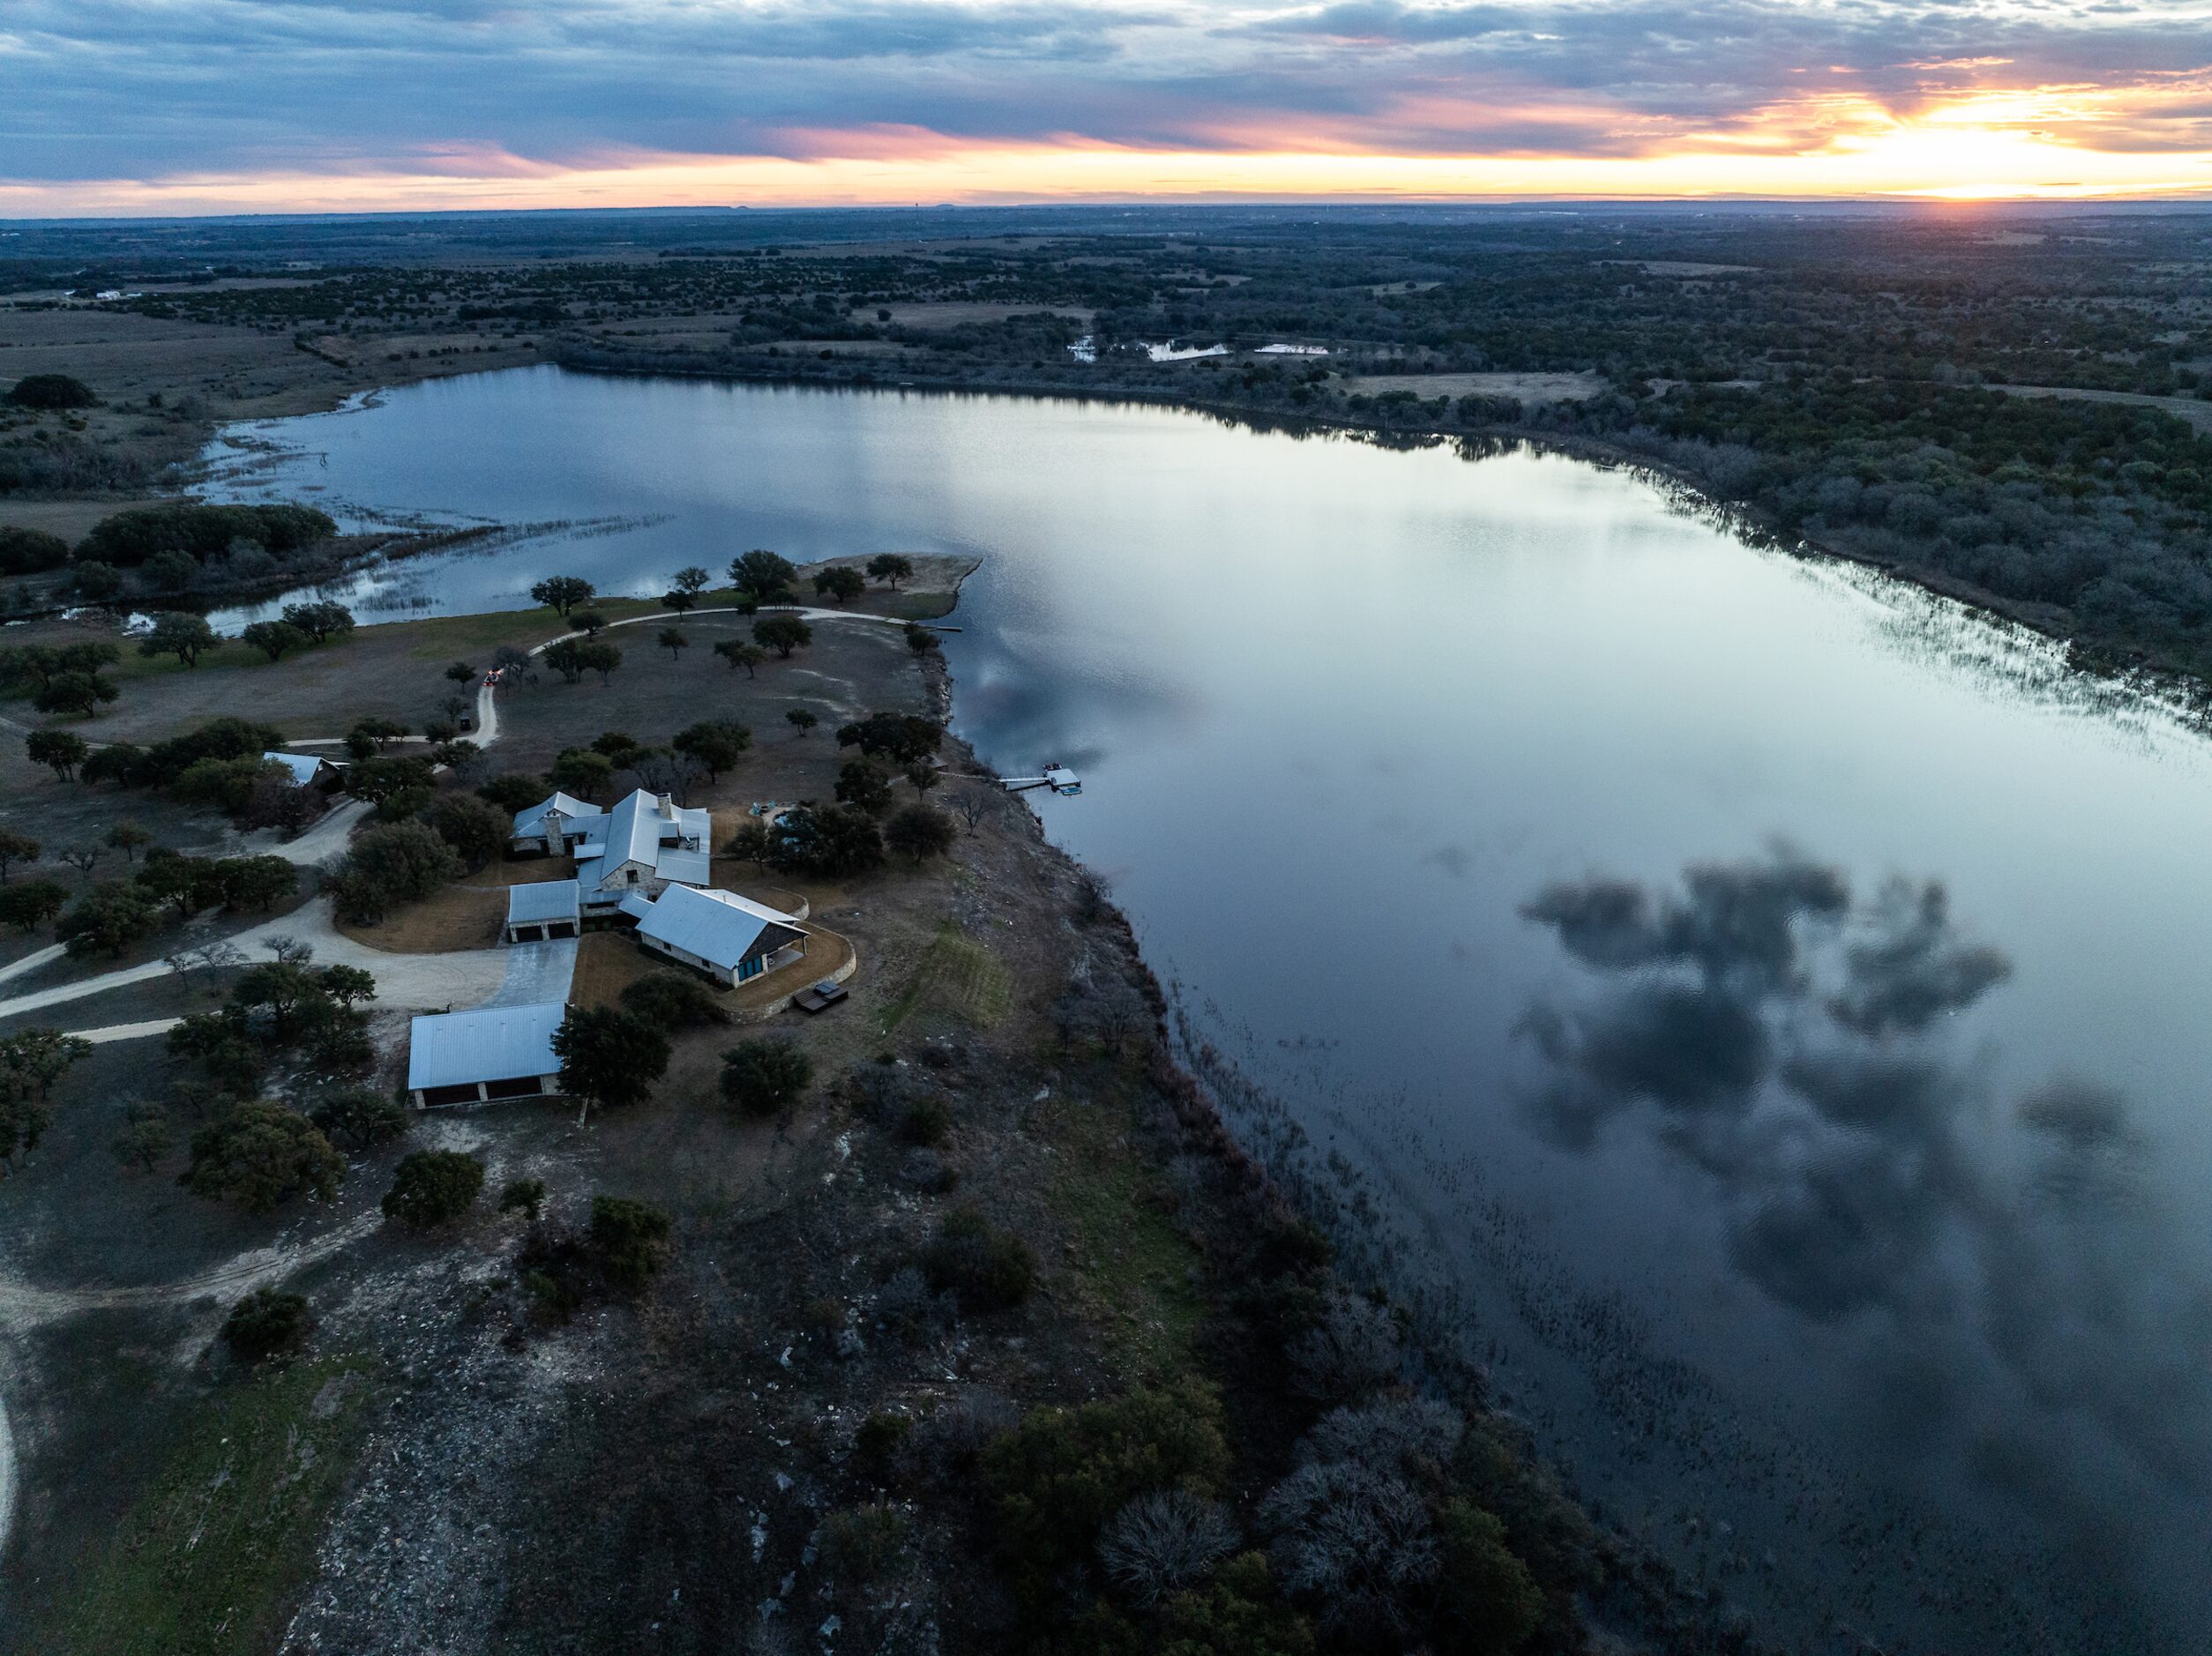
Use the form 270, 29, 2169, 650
264, 750, 344, 791
407, 999, 567, 1108
626, 884, 808, 987
505, 879, 580, 943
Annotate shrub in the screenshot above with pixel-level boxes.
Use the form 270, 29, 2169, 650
111, 1102, 175, 1172
622, 969, 732, 1030
981, 1381, 1231, 1591
6, 373, 96, 410
182, 1101, 344, 1212
309, 1087, 410, 1151
1288, 1290, 1402, 1402
819, 1503, 909, 1583
498, 1177, 547, 1220
477, 772, 547, 814
77, 502, 332, 567
855, 1410, 914, 1478
834, 712, 944, 764
421, 792, 508, 868
381, 1149, 485, 1227
719, 1037, 812, 1115
923, 1203, 1036, 1312
589, 1195, 673, 1289
220, 1287, 312, 1362
1100, 1489, 1240, 1608
0, 526, 70, 575
1259, 1462, 1438, 1642
897, 1097, 950, 1145
766, 802, 883, 877
1433, 1499, 1545, 1656
1157, 1552, 1317, 1656
328, 820, 460, 923
898, 1147, 957, 1193
56, 880, 158, 958
0, 880, 67, 933
884, 802, 956, 861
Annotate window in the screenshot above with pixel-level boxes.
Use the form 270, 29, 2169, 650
625, 868, 639, 884
738, 956, 762, 981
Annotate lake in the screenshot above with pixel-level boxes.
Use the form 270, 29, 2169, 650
205, 366, 2212, 1652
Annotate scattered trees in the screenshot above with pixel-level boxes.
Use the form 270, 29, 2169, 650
139, 611, 220, 668
0, 526, 70, 576
868, 553, 914, 589
78, 503, 333, 568
26, 729, 86, 780
785, 708, 818, 737
835, 711, 943, 765
552, 1006, 670, 1119
765, 802, 884, 877
529, 574, 595, 617
752, 615, 811, 658
34, 670, 117, 718
719, 1038, 812, 1115
382, 1149, 486, 1228
0, 1029, 91, 1172
181, 1100, 345, 1212
344, 716, 408, 759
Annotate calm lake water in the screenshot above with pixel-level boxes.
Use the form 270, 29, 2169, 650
206, 368, 2212, 1652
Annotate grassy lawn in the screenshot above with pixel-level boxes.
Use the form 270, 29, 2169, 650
880, 924, 1011, 1033
1042, 1084, 1207, 1380
47, 1356, 377, 1656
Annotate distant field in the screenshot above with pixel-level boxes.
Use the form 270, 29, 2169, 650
1346, 369, 1607, 403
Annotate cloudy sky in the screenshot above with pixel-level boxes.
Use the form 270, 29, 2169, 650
4, 0, 2211, 213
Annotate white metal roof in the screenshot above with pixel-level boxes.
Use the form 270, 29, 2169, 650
264, 751, 327, 787
511, 791, 602, 838
506, 879, 580, 925
633, 884, 805, 973
407, 999, 567, 1091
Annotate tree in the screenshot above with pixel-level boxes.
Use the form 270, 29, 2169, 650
68, 563, 124, 608
344, 716, 408, 759
241, 619, 310, 663
542, 638, 588, 684
0, 526, 70, 576
56, 844, 101, 877
905, 761, 940, 794
443, 661, 478, 690
112, 1104, 176, 1174
0, 880, 66, 932
328, 821, 460, 924
346, 754, 435, 805
34, 671, 117, 718
422, 792, 507, 868
867, 553, 915, 589
0, 832, 41, 884
478, 772, 547, 813
906, 622, 942, 656
134, 850, 220, 920
672, 720, 750, 781
753, 615, 812, 658
138, 611, 219, 668
719, 1038, 812, 1116
589, 1195, 673, 1289
723, 818, 773, 871
714, 639, 765, 677
382, 1149, 486, 1228
885, 802, 957, 861
1100, 1490, 1239, 1608
767, 803, 884, 877
213, 854, 298, 913
181, 1100, 344, 1212
81, 743, 146, 788
813, 566, 866, 605
552, 1006, 670, 1119
281, 600, 355, 644
56, 881, 156, 956
105, 820, 152, 862
836, 712, 944, 764
572, 609, 608, 638
26, 729, 86, 780
490, 644, 533, 681
668, 565, 711, 610
310, 1086, 408, 1149
498, 1177, 546, 1220
622, 970, 733, 1030
581, 641, 622, 683
836, 757, 895, 817
786, 708, 818, 738
729, 548, 796, 600
548, 747, 616, 800
222, 1288, 312, 1362
529, 575, 595, 617
0, 1029, 91, 1172
657, 626, 689, 661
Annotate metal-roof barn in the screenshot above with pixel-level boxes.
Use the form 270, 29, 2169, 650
407, 999, 567, 1108
505, 879, 580, 943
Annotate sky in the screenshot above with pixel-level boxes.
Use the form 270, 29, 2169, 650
3, 0, 2211, 213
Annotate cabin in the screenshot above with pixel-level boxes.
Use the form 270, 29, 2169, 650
406, 999, 567, 1108
569, 788, 713, 912
508, 790, 604, 855
264, 750, 344, 792
505, 879, 580, 943
623, 884, 808, 987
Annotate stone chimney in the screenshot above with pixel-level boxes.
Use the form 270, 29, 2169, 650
657, 793, 676, 820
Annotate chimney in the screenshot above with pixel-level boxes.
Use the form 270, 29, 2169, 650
658, 793, 676, 820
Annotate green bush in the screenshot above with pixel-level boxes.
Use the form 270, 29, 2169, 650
6, 374, 96, 410
1158, 1552, 1317, 1656
819, 1503, 909, 1583
589, 1195, 672, 1289
855, 1410, 913, 1478
220, 1287, 313, 1362
380, 1149, 485, 1228
622, 969, 732, 1030
0, 526, 70, 575
498, 1177, 547, 1220
980, 1380, 1231, 1593
719, 1037, 811, 1115
1432, 1499, 1545, 1655
182, 1102, 344, 1212
898, 1097, 951, 1146
309, 1088, 409, 1151
923, 1203, 1035, 1311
